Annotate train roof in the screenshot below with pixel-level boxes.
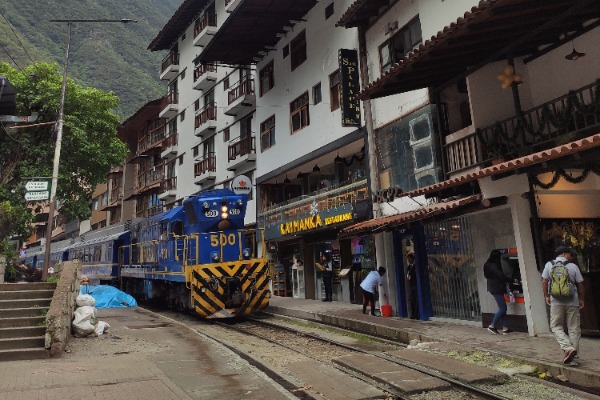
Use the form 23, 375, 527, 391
69, 231, 130, 249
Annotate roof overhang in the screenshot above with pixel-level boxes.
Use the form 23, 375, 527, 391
195, 0, 318, 65
340, 194, 483, 238
401, 131, 600, 199
148, 0, 211, 51
359, 0, 600, 99
337, 0, 397, 28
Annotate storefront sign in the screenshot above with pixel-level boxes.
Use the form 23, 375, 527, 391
338, 49, 361, 127
230, 175, 252, 196
265, 204, 354, 240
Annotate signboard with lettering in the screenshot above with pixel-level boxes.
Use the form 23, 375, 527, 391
338, 49, 361, 127
264, 204, 355, 240
230, 175, 252, 196
24, 179, 51, 202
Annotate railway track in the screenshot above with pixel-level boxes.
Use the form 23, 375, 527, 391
215, 316, 511, 400
138, 305, 594, 400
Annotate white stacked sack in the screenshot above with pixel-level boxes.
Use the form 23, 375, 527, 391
72, 294, 110, 337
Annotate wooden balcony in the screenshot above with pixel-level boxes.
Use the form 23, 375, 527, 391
193, 63, 217, 91
160, 52, 179, 81
444, 80, 600, 177
227, 135, 256, 171
159, 91, 178, 119
159, 176, 177, 200
225, 75, 255, 116
194, 104, 217, 137
136, 164, 163, 193
161, 131, 178, 159
193, 13, 217, 47
194, 153, 217, 184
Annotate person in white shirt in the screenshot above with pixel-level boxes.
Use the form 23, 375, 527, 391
541, 246, 585, 365
360, 267, 387, 316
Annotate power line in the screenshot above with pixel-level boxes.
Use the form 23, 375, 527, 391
0, 40, 21, 70
0, 8, 35, 65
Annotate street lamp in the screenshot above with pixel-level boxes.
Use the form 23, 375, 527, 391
42, 18, 137, 281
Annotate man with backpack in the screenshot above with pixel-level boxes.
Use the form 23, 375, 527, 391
541, 246, 585, 365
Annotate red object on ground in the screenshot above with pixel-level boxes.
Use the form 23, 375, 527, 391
381, 304, 393, 317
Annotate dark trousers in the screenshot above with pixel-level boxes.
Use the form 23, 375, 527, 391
323, 275, 333, 300
409, 287, 419, 319
491, 292, 507, 328
362, 289, 375, 315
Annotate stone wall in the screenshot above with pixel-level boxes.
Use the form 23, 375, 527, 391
45, 260, 81, 357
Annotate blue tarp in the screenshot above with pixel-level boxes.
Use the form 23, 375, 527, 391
81, 285, 138, 308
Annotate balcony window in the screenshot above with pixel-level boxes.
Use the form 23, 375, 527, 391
260, 115, 275, 152
259, 61, 274, 96
379, 17, 422, 74
290, 30, 307, 71
290, 92, 309, 133
329, 70, 340, 111
313, 82, 322, 105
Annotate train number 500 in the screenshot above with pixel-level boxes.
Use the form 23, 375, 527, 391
210, 233, 237, 247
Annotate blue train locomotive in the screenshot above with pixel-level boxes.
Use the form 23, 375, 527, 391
119, 188, 271, 318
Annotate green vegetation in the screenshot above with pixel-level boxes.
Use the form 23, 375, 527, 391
0, 62, 129, 243
0, 0, 182, 119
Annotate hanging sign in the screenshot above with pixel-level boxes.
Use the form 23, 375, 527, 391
230, 175, 252, 196
338, 49, 361, 127
24, 179, 51, 202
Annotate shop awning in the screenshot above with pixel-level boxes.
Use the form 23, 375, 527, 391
339, 194, 482, 238
400, 131, 600, 199
195, 0, 318, 65
355, 0, 600, 99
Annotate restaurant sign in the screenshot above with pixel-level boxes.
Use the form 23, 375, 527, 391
338, 49, 361, 127
264, 204, 354, 240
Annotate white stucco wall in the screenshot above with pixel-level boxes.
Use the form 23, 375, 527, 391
254, 0, 361, 180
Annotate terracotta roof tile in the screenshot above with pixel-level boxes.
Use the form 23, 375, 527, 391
402, 132, 600, 198
340, 194, 482, 237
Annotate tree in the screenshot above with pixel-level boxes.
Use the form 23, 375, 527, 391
0, 61, 128, 243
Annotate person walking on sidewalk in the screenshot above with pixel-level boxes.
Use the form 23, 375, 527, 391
542, 246, 585, 364
483, 250, 513, 335
360, 267, 387, 316
406, 253, 420, 320
316, 253, 333, 302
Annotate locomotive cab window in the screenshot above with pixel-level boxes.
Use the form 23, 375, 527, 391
171, 220, 184, 236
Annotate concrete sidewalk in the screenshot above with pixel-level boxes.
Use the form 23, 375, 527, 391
267, 296, 600, 390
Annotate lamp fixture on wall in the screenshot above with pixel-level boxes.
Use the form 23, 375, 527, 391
565, 41, 586, 61
334, 154, 343, 164
284, 175, 291, 184
313, 164, 320, 173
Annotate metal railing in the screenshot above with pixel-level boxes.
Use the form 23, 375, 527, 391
228, 75, 255, 104
228, 135, 255, 161
258, 179, 369, 228
444, 79, 600, 176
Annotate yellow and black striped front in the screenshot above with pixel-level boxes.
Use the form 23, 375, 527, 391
188, 257, 271, 318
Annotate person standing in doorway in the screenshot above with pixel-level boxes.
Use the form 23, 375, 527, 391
483, 250, 512, 335
405, 253, 419, 320
316, 253, 333, 302
542, 246, 584, 365
360, 267, 387, 316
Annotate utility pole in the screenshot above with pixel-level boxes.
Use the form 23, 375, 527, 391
42, 18, 137, 281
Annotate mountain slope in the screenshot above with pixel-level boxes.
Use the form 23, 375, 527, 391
0, 0, 182, 119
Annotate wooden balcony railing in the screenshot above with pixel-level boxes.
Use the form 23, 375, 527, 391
109, 185, 122, 204
163, 131, 178, 149
228, 135, 255, 161
444, 79, 600, 176
160, 177, 177, 194
161, 51, 179, 74
194, 63, 217, 81
195, 104, 217, 129
194, 13, 217, 37
138, 121, 166, 153
228, 75, 255, 104
194, 153, 216, 176
136, 164, 163, 192
148, 204, 164, 217
161, 91, 178, 109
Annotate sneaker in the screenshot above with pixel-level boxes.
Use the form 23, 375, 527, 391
563, 349, 577, 364
502, 329, 513, 334
487, 327, 499, 335
569, 361, 580, 367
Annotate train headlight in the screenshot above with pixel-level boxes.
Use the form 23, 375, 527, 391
203, 201, 210, 209
236, 198, 243, 207
211, 251, 220, 262
242, 248, 251, 259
